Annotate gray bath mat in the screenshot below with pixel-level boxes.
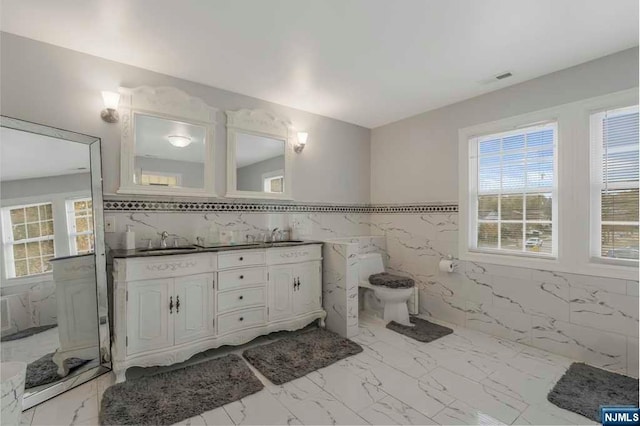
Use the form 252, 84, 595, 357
386, 316, 453, 342
26, 352, 91, 389
243, 327, 363, 385
100, 354, 263, 426
1, 324, 57, 342
548, 362, 639, 422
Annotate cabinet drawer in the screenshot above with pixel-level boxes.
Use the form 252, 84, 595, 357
266, 244, 322, 265
217, 307, 265, 334
218, 250, 265, 270
115, 253, 215, 281
218, 267, 266, 290
217, 287, 265, 313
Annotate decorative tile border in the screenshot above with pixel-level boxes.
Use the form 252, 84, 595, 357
103, 199, 458, 214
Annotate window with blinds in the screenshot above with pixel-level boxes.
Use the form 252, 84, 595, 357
470, 122, 557, 256
591, 105, 639, 260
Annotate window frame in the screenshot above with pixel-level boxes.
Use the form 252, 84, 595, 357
468, 122, 558, 259
65, 197, 95, 256
0, 191, 93, 284
1, 201, 56, 279
589, 104, 639, 266
262, 169, 285, 194
458, 88, 639, 280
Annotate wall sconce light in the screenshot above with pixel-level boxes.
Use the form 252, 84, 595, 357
295, 132, 308, 153
100, 91, 120, 123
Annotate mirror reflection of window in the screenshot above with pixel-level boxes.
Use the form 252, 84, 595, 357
235, 133, 285, 193
134, 114, 206, 189
263, 171, 284, 193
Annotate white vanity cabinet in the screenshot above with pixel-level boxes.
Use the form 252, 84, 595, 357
112, 244, 325, 382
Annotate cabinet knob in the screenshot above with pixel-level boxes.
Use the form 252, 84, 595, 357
239, 256, 244, 261
239, 317, 244, 321
239, 295, 244, 300
239, 275, 244, 279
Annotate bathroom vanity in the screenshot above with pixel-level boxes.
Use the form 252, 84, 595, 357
110, 242, 324, 382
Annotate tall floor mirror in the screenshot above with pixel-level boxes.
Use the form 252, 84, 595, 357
0, 117, 111, 409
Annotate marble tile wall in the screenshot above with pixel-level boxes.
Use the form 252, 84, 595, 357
1, 280, 57, 334
104, 211, 373, 250
370, 212, 639, 377
102, 202, 638, 377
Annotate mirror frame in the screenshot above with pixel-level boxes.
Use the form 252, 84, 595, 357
117, 86, 218, 197
226, 109, 293, 200
0, 116, 111, 409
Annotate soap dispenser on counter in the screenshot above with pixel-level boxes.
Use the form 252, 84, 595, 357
125, 225, 136, 250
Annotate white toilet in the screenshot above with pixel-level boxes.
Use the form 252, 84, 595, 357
358, 253, 415, 326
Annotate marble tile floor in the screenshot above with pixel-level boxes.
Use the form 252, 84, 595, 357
20, 313, 597, 425
2, 326, 60, 364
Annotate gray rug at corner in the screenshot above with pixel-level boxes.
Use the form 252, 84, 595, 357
26, 352, 91, 389
548, 362, 639, 422
99, 354, 263, 426
1, 324, 57, 342
386, 316, 453, 342
242, 327, 363, 385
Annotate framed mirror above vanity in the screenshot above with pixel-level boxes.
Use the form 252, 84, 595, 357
226, 109, 293, 199
118, 86, 218, 197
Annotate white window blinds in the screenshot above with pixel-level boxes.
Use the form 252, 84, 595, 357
470, 122, 557, 256
592, 105, 639, 260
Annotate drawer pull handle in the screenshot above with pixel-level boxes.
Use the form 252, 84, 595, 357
239, 295, 244, 300
239, 317, 244, 321
239, 257, 244, 261
239, 275, 244, 279
169, 296, 173, 314
176, 295, 180, 313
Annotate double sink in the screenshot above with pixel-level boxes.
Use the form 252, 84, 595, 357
139, 240, 306, 255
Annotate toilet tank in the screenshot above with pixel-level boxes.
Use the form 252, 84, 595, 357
358, 253, 385, 281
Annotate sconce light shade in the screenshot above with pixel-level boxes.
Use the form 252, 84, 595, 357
167, 135, 192, 148
295, 131, 308, 153
100, 91, 120, 123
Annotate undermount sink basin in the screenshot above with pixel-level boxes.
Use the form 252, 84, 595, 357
140, 246, 198, 254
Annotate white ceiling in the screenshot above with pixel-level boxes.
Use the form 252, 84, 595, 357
0, 127, 90, 181
134, 114, 206, 162
1, 0, 638, 128
236, 133, 284, 168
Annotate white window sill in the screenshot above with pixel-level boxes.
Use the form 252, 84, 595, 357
459, 250, 638, 281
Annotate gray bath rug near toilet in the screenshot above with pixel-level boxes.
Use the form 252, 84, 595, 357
26, 352, 91, 389
386, 316, 453, 342
1, 324, 57, 342
547, 362, 639, 422
100, 354, 263, 426
242, 327, 363, 385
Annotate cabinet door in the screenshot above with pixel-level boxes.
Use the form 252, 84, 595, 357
293, 262, 322, 315
174, 273, 214, 345
267, 265, 294, 321
127, 278, 174, 355
293, 261, 322, 315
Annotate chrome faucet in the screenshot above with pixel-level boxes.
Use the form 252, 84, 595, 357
160, 231, 170, 248
270, 227, 280, 242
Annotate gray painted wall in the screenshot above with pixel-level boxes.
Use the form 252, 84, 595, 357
134, 157, 204, 189
371, 47, 640, 203
236, 155, 285, 192
1, 173, 91, 200
0, 33, 371, 204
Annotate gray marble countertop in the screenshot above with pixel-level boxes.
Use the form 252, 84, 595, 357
110, 240, 323, 259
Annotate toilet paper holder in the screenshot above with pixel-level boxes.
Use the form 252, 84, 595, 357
439, 255, 457, 273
